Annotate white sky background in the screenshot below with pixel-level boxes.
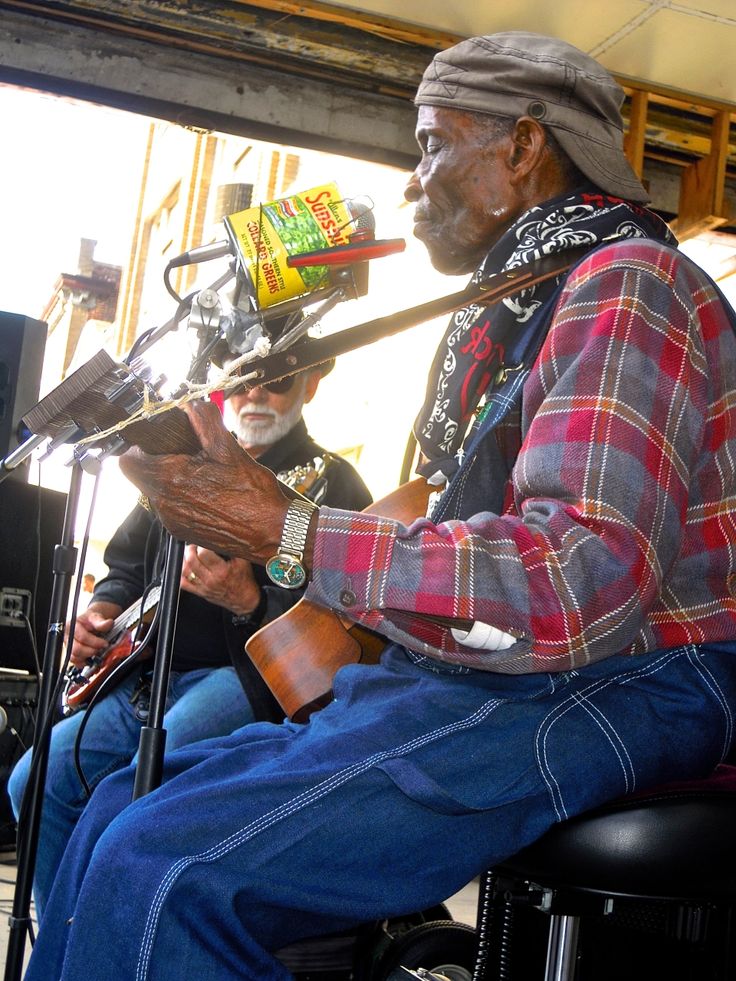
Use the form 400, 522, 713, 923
1, 87, 161, 572
0, 85, 150, 320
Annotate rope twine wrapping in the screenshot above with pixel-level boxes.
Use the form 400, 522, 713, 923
71, 336, 274, 451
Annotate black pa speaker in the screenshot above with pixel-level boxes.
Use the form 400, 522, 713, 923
0, 480, 67, 672
0, 312, 48, 476
0, 675, 37, 847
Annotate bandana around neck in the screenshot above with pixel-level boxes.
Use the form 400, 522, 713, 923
413, 187, 678, 482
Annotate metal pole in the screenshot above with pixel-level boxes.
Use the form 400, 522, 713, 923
4, 463, 83, 981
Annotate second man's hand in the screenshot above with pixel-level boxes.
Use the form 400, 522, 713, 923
180, 544, 263, 617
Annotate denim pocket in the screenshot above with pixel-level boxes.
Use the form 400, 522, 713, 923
377, 757, 490, 815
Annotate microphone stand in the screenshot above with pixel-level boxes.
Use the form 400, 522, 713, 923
4, 460, 87, 981
130, 531, 182, 799
131, 293, 223, 800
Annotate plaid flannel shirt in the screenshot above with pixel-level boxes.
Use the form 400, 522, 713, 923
306, 240, 736, 672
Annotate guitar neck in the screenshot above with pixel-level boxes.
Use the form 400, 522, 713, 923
106, 584, 162, 645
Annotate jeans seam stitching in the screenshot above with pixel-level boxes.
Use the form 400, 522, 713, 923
135, 694, 505, 979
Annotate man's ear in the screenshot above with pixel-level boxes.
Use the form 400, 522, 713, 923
507, 116, 548, 185
303, 369, 322, 405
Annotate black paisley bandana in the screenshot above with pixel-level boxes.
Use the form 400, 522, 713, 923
413, 186, 678, 482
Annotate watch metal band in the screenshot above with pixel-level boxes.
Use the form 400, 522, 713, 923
280, 496, 318, 559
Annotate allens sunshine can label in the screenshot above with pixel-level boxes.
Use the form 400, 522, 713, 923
223, 183, 353, 309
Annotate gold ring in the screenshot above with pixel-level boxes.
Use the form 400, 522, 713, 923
189, 572, 197, 583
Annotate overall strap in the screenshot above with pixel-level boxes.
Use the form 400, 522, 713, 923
431, 280, 567, 523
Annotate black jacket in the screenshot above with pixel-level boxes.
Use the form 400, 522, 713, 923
92, 419, 372, 720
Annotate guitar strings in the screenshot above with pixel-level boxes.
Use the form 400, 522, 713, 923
73, 336, 274, 451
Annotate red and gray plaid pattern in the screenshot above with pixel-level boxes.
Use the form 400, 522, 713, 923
307, 240, 736, 672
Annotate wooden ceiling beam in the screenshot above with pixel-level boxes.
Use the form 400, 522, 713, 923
230, 0, 462, 48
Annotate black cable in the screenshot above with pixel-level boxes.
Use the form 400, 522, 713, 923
163, 260, 183, 304
17, 616, 40, 682
186, 327, 225, 384
125, 293, 197, 364
13, 709, 30, 754
71, 590, 162, 799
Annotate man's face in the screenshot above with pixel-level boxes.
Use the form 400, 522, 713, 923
224, 371, 319, 456
405, 106, 520, 276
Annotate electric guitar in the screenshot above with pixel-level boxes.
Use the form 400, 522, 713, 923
61, 455, 333, 713
61, 586, 160, 713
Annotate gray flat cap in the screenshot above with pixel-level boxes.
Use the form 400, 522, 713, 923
415, 32, 649, 204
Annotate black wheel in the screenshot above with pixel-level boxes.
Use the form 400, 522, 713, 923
371, 919, 478, 981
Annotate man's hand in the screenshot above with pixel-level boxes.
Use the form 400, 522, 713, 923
67, 601, 122, 667
180, 544, 262, 616
119, 401, 295, 567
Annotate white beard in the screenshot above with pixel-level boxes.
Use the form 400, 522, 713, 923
224, 379, 307, 450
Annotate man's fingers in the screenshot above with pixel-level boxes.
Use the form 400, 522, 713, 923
194, 546, 226, 571
181, 401, 239, 459
85, 613, 114, 630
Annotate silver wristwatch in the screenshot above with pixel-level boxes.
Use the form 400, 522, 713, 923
265, 496, 318, 589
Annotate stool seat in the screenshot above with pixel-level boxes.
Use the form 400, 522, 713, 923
496, 765, 736, 901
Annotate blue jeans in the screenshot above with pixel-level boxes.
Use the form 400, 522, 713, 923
8, 664, 253, 915
25, 642, 736, 981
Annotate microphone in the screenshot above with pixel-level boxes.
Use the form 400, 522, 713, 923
166, 193, 396, 276
166, 185, 406, 358
166, 239, 233, 270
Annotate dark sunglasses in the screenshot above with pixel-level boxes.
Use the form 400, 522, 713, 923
228, 365, 297, 395
262, 375, 297, 394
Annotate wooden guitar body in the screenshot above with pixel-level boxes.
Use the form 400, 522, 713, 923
246, 477, 434, 722
63, 630, 153, 711
61, 586, 161, 713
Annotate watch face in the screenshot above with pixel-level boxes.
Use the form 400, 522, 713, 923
265, 554, 307, 590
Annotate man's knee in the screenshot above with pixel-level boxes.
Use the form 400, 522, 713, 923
7, 749, 31, 818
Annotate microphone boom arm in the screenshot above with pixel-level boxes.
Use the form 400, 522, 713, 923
240, 248, 588, 387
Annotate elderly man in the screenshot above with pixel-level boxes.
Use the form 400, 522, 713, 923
25, 32, 736, 981
9, 361, 371, 917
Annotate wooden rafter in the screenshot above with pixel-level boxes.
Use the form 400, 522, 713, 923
231, 0, 462, 48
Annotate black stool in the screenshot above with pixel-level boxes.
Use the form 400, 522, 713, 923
473, 765, 736, 981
